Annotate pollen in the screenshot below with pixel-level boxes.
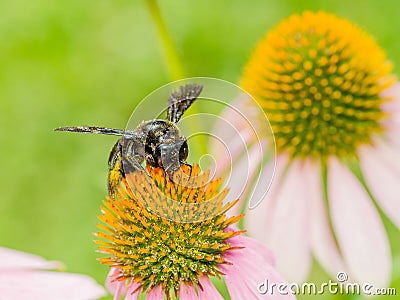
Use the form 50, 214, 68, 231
96, 165, 244, 298
241, 11, 396, 158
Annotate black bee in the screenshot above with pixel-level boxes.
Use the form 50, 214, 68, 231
55, 83, 203, 195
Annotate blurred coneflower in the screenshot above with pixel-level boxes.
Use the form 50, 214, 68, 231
218, 11, 399, 286
95, 165, 295, 299
0, 247, 106, 299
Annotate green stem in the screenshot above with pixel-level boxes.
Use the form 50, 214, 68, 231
146, 0, 185, 80
146, 1, 207, 157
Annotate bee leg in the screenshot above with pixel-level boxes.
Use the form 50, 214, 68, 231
122, 155, 150, 177
121, 136, 150, 176
107, 140, 128, 196
108, 162, 124, 196
180, 161, 192, 176
166, 170, 175, 182
165, 162, 191, 182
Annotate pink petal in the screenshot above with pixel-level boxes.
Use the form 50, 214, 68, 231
210, 95, 260, 178
255, 265, 297, 300
214, 94, 254, 133
227, 265, 297, 299
179, 283, 198, 300
146, 285, 163, 300
125, 281, 141, 300
220, 234, 296, 299
328, 157, 391, 287
372, 135, 400, 170
105, 268, 120, 294
383, 121, 400, 149
212, 93, 263, 145
114, 281, 125, 300
0, 270, 106, 300
254, 159, 311, 283
306, 160, 345, 278
197, 276, 223, 300
381, 82, 400, 113
382, 110, 400, 135
211, 125, 256, 177
220, 251, 264, 299
224, 139, 266, 217
0, 247, 63, 271
245, 154, 289, 244
359, 139, 400, 229
380, 83, 400, 140
105, 268, 128, 300
226, 230, 275, 267
246, 143, 277, 210
209, 93, 275, 219
381, 89, 400, 141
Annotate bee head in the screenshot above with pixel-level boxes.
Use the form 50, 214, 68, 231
142, 120, 188, 172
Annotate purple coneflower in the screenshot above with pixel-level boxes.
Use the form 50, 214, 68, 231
215, 11, 399, 287
96, 165, 295, 299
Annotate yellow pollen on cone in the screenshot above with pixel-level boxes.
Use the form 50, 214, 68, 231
242, 11, 396, 158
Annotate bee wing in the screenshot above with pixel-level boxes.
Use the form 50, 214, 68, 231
54, 126, 135, 137
167, 84, 203, 123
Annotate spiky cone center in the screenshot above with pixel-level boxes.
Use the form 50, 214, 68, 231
242, 11, 396, 159
95, 165, 244, 298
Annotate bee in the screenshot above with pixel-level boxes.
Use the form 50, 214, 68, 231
55, 83, 203, 195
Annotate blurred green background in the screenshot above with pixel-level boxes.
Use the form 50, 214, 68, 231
1, 0, 399, 299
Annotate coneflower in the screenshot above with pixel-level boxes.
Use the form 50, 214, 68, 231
96, 165, 295, 299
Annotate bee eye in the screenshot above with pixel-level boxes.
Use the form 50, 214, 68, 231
179, 140, 188, 162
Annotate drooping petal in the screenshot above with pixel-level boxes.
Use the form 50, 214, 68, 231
359, 139, 400, 229
381, 82, 400, 113
113, 281, 125, 300
105, 268, 128, 300
220, 233, 296, 299
381, 84, 400, 143
0, 247, 62, 271
145, 285, 163, 300
210, 95, 260, 177
212, 125, 256, 177
246, 145, 279, 211
251, 159, 311, 283
227, 229, 275, 267
371, 135, 400, 171
0, 270, 106, 300
245, 153, 289, 244
384, 121, 400, 149
105, 268, 120, 294
125, 281, 141, 300
382, 108, 400, 143
210, 93, 274, 218
224, 139, 266, 217
255, 265, 297, 300
197, 276, 224, 300
220, 229, 259, 298
328, 157, 391, 287
179, 283, 198, 300
306, 160, 345, 278
220, 261, 258, 299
